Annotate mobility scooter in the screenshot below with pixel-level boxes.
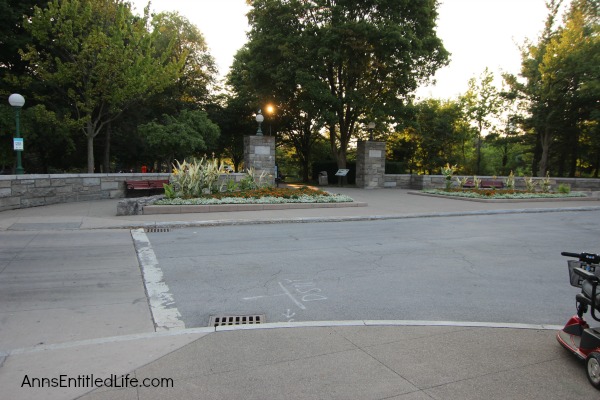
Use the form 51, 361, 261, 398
557, 251, 600, 389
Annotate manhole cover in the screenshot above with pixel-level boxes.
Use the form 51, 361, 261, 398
209, 314, 266, 327
144, 227, 171, 233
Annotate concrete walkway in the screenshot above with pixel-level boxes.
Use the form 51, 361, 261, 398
0, 188, 599, 399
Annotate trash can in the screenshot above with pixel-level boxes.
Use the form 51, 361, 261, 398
318, 171, 328, 186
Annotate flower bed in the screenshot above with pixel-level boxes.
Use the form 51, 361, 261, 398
423, 188, 587, 199
155, 186, 354, 205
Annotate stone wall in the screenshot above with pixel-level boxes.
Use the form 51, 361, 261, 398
0, 173, 169, 212
2, 172, 599, 212
384, 174, 600, 192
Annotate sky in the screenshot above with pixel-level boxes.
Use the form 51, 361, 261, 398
130, 0, 559, 100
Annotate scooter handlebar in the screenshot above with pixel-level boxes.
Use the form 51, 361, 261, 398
562, 251, 600, 264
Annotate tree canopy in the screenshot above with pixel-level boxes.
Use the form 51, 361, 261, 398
21, 0, 184, 172
231, 0, 449, 168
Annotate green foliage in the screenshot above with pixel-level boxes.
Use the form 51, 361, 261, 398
139, 109, 219, 168
21, 0, 184, 172
234, 0, 449, 169
239, 167, 272, 191
540, 172, 552, 193
163, 183, 176, 199
169, 157, 225, 198
440, 163, 457, 189
508, 0, 600, 177
384, 162, 407, 174
504, 171, 516, 190
149, 11, 218, 109
225, 178, 239, 193
558, 183, 571, 194
455, 176, 469, 189
523, 176, 537, 192
389, 99, 471, 174
460, 68, 503, 175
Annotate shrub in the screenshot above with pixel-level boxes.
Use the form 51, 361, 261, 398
540, 172, 552, 193
440, 163, 457, 190
504, 171, 515, 190
558, 183, 571, 194
523, 176, 537, 192
168, 157, 225, 198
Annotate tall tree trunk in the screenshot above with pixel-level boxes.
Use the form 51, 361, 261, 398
537, 127, 552, 177
569, 128, 579, 178
86, 121, 95, 173
103, 121, 111, 173
502, 141, 508, 175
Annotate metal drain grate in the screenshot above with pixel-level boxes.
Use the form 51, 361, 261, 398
144, 227, 171, 233
209, 314, 266, 327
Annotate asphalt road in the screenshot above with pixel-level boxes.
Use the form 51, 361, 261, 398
146, 210, 600, 328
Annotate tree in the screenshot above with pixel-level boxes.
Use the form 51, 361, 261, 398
507, 0, 599, 177
150, 11, 218, 112
21, 0, 183, 172
460, 67, 502, 175
539, 0, 600, 176
390, 99, 469, 174
0, 0, 47, 84
236, 0, 449, 169
139, 109, 219, 171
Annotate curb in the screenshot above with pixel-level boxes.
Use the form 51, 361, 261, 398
1, 320, 562, 356
409, 190, 599, 203
96, 206, 600, 230
142, 201, 367, 215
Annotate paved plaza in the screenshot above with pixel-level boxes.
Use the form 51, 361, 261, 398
1, 188, 599, 399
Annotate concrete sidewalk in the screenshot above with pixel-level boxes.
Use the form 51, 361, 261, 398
1, 187, 598, 231
0, 188, 599, 399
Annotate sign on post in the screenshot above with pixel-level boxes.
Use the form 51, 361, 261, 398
13, 137, 24, 151
335, 169, 349, 187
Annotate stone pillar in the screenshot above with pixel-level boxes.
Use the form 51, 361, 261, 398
356, 141, 386, 189
244, 135, 276, 186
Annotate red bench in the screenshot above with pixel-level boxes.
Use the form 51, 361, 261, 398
125, 179, 169, 192
462, 179, 504, 189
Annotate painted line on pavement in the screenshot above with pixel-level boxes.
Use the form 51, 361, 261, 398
130, 228, 185, 332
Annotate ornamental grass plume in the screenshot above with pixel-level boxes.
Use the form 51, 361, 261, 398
504, 171, 515, 190
440, 163, 457, 190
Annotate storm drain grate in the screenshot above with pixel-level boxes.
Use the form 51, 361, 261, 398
144, 227, 171, 233
209, 314, 266, 327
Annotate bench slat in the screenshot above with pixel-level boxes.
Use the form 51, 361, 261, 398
125, 180, 169, 190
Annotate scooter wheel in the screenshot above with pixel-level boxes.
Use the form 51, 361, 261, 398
586, 352, 600, 389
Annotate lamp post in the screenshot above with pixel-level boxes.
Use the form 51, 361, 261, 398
8, 93, 25, 175
255, 109, 264, 136
265, 104, 274, 136
368, 121, 376, 141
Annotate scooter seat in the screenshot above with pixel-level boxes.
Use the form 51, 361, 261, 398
582, 280, 600, 310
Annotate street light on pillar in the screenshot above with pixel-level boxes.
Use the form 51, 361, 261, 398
265, 104, 274, 136
368, 121, 376, 141
255, 109, 264, 136
8, 93, 25, 175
